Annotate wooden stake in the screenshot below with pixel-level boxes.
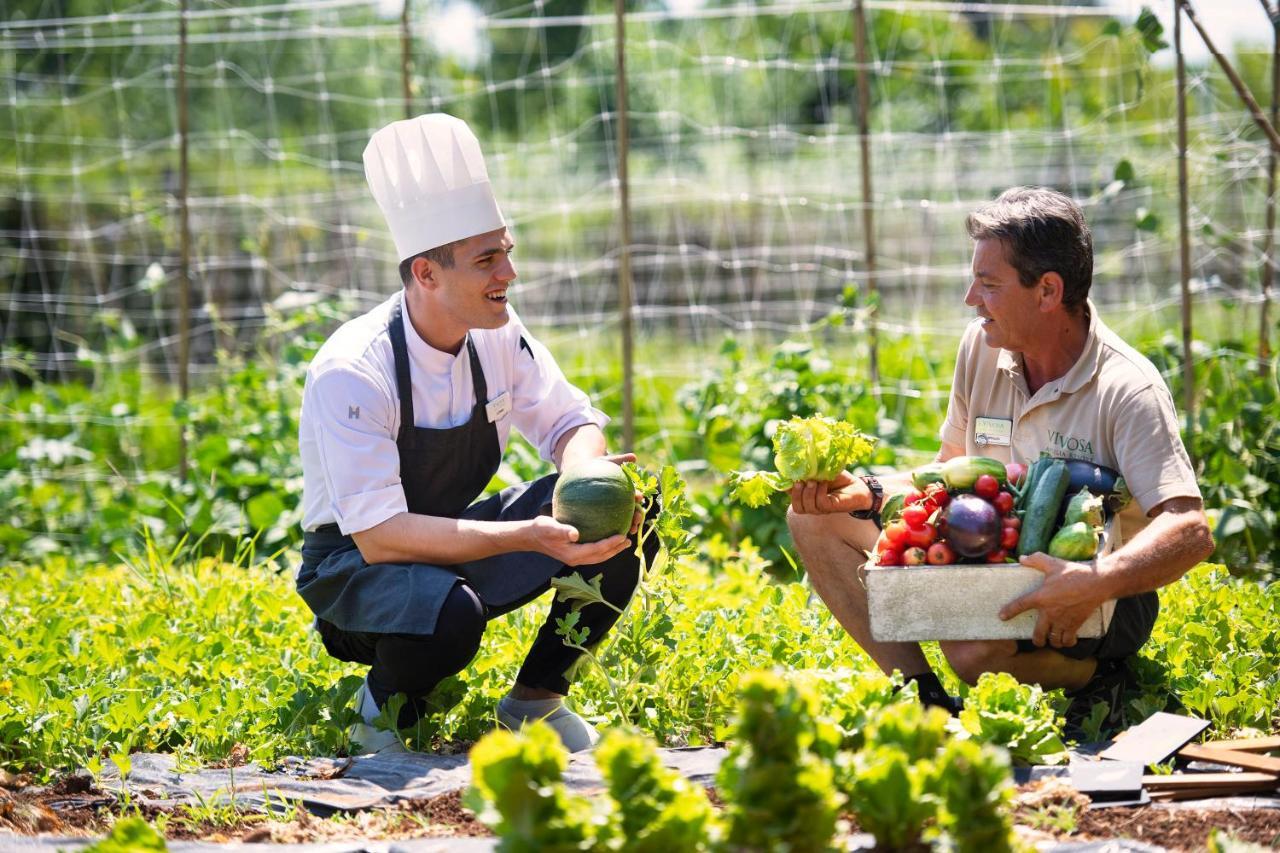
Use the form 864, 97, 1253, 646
1175, 0, 1195, 455
1182, 0, 1280, 155
401, 0, 414, 119
853, 0, 879, 390
177, 0, 192, 481
614, 0, 634, 450
1262, 0, 1278, 365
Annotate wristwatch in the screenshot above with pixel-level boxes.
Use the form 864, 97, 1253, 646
849, 475, 884, 528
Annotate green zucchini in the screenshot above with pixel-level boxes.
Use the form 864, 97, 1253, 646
1017, 459, 1071, 558
1015, 456, 1053, 514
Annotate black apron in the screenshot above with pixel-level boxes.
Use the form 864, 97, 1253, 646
297, 298, 560, 635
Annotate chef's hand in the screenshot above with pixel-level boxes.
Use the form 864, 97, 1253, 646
601, 451, 645, 535
999, 552, 1106, 648
789, 470, 869, 515
526, 516, 631, 565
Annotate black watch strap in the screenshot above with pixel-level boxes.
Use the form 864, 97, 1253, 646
849, 475, 884, 528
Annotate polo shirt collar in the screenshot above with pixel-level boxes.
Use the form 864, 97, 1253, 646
996, 298, 1102, 394
400, 290, 466, 374
1057, 299, 1103, 394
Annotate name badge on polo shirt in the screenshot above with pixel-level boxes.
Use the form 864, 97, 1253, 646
974, 416, 1013, 447
486, 390, 512, 423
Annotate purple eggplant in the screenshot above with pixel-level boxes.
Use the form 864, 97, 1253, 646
942, 494, 1002, 558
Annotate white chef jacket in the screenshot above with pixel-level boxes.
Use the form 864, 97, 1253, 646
299, 291, 608, 535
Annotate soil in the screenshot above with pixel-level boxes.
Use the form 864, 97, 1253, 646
3, 771, 1279, 849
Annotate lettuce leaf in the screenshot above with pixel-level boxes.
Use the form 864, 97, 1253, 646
728, 416, 876, 506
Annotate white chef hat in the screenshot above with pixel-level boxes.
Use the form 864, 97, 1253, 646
362, 113, 506, 260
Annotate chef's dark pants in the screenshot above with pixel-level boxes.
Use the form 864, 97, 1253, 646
316, 537, 653, 729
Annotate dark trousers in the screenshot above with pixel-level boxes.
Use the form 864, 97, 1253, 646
317, 537, 654, 728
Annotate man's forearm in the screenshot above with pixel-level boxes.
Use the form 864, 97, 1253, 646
553, 423, 607, 470
1096, 503, 1214, 600
352, 512, 533, 566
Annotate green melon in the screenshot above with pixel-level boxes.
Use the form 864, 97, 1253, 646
552, 459, 635, 543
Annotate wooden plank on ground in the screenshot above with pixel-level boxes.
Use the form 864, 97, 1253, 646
1178, 743, 1280, 775
1147, 787, 1257, 802
1142, 772, 1280, 792
1099, 712, 1210, 766
1199, 736, 1280, 753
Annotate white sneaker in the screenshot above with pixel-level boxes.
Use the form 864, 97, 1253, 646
348, 680, 407, 755
496, 698, 600, 753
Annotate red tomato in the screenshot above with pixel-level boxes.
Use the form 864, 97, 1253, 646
902, 504, 929, 529
877, 548, 902, 566
1000, 525, 1020, 550
993, 491, 1015, 516
926, 485, 951, 508
974, 474, 1000, 500
926, 541, 957, 565
1004, 515, 1022, 530
1006, 462, 1028, 487
985, 548, 1008, 563
905, 523, 937, 549
884, 520, 910, 549
903, 547, 928, 566
904, 489, 926, 507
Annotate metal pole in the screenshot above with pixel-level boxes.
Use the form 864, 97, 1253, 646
1182, 0, 1280, 155
854, 0, 879, 390
177, 0, 193, 481
1261, 0, 1278, 366
1175, 0, 1196, 450
614, 0, 634, 450
401, 0, 413, 119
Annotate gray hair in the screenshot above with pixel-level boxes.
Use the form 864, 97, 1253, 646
966, 186, 1093, 312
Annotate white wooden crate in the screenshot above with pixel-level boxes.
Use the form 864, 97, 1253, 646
866, 518, 1117, 642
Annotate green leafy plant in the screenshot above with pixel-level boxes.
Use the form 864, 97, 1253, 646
464, 722, 604, 852
842, 701, 951, 850
83, 816, 167, 852
959, 673, 1068, 766
595, 728, 718, 851
716, 672, 844, 852
933, 739, 1021, 853
845, 743, 939, 851
728, 415, 876, 508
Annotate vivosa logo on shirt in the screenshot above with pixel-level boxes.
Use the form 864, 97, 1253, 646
1047, 428, 1094, 459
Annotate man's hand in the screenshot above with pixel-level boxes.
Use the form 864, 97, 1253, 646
597, 451, 644, 534
526, 515, 632, 565
788, 470, 871, 515
999, 552, 1108, 648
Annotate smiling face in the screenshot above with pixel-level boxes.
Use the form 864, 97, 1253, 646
965, 237, 1045, 352
409, 227, 517, 352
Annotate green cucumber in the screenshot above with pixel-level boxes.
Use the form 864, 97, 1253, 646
940, 455, 1007, 490
1017, 459, 1071, 558
911, 462, 947, 491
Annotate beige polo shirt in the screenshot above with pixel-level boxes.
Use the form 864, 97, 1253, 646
940, 305, 1200, 547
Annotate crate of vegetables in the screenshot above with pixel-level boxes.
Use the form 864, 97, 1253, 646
866, 455, 1126, 643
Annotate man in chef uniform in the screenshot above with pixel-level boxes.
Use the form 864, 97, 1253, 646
296, 114, 649, 754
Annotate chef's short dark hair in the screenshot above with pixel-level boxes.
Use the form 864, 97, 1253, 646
399, 239, 461, 286
966, 186, 1093, 312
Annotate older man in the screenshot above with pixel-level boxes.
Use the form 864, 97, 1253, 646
788, 186, 1213, 719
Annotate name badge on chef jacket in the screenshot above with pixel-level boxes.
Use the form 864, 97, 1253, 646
974, 416, 1012, 447
486, 391, 512, 423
